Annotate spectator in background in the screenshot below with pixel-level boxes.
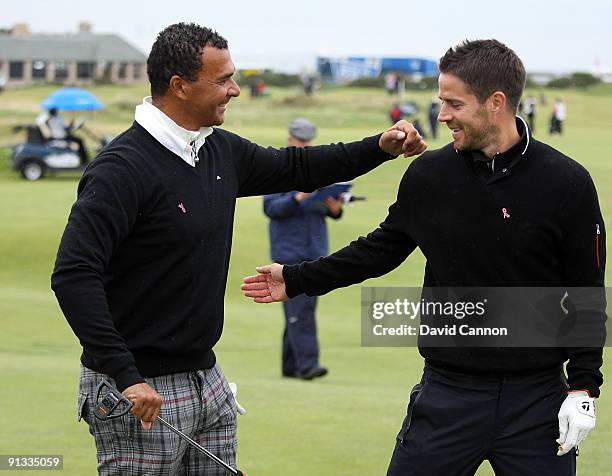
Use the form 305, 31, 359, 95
256, 79, 268, 97
36, 107, 88, 163
250, 78, 268, 98
390, 103, 403, 124
524, 94, 537, 132
263, 118, 343, 380
36, 107, 68, 140
428, 99, 440, 139
303, 75, 316, 96
550, 97, 566, 134
385, 72, 398, 95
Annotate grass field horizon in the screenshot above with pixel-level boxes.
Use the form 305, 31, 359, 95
1, 83, 610, 475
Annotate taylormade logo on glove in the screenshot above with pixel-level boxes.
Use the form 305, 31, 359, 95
557, 390, 596, 456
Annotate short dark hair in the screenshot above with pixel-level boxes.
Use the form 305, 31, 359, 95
147, 23, 228, 97
439, 39, 526, 112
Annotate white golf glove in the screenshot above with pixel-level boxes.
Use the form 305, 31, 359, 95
228, 382, 247, 415
557, 390, 596, 456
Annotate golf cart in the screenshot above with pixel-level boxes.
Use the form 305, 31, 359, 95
11, 119, 111, 180
10, 87, 111, 181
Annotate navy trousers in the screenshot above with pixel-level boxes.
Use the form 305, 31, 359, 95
281, 293, 319, 375
387, 364, 576, 476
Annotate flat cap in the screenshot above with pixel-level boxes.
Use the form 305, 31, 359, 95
288, 118, 317, 141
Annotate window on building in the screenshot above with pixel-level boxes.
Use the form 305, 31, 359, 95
77, 62, 95, 79
55, 61, 68, 81
118, 62, 128, 80
32, 60, 46, 79
133, 63, 143, 80
9, 61, 24, 79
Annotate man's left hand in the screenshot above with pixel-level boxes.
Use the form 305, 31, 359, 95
379, 120, 427, 157
557, 390, 596, 456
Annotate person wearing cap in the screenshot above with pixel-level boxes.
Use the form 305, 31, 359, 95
263, 119, 343, 379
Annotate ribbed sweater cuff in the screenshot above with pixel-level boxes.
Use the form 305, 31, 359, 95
568, 377, 600, 398
113, 366, 146, 392
283, 264, 304, 298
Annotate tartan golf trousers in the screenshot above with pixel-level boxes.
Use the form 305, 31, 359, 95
387, 363, 577, 476
77, 364, 238, 475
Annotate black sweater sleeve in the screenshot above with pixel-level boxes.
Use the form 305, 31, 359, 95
51, 156, 145, 391
560, 172, 606, 397
234, 133, 394, 197
283, 168, 417, 297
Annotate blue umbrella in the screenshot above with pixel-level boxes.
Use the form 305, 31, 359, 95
41, 87, 104, 111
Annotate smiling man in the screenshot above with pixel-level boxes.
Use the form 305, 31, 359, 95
242, 40, 605, 475
51, 23, 426, 475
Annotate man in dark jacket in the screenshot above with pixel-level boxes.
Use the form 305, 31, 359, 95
242, 40, 605, 476
264, 119, 344, 379
51, 23, 426, 475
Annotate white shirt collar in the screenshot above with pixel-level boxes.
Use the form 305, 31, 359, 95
134, 96, 213, 167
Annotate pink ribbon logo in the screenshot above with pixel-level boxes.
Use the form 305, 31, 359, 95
502, 208, 510, 219
178, 202, 187, 213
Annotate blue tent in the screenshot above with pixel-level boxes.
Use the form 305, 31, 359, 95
41, 88, 104, 111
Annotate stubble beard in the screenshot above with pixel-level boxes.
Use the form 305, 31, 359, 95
457, 108, 499, 153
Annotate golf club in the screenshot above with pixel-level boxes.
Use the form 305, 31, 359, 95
93, 379, 246, 476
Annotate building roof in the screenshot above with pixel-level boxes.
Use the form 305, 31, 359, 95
0, 33, 146, 62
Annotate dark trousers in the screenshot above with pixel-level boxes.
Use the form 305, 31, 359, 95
282, 293, 319, 375
429, 117, 438, 139
387, 364, 576, 476
527, 112, 535, 133
66, 134, 88, 163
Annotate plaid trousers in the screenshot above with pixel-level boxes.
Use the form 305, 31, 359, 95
77, 364, 238, 475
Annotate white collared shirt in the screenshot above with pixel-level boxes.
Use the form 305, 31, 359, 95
134, 96, 213, 167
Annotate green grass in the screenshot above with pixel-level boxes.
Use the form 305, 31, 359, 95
0, 84, 610, 475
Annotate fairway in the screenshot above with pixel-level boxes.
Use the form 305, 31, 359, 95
1, 83, 610, 475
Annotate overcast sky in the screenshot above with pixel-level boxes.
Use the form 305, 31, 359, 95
3, 0, 610, 73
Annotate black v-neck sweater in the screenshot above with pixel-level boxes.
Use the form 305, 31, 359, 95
284, 121, 606, 396
52, 122, 393, 391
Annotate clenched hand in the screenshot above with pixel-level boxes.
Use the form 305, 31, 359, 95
379, 120, 427, 157
122, 382, 164, 430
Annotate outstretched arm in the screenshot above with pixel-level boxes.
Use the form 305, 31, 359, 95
237, 120, 426, 197
242, 166, 418, 300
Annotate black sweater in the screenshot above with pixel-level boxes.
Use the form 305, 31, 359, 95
51, 122, 393, 391
284, 120, 606, 396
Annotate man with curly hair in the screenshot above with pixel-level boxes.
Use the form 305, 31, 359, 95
51, 22, 426, 475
